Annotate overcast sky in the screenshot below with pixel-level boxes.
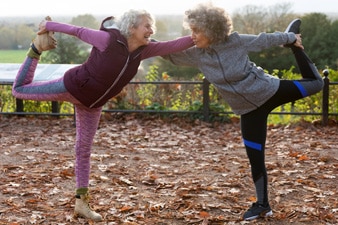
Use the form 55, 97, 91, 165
1, 0, 336, 17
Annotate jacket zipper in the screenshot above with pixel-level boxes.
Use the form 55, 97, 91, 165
212, 49, 258, 108
89, 38, 144, 108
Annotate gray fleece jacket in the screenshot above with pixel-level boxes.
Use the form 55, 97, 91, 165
165, 31, 297, 115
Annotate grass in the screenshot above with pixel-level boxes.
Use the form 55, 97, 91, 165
0, 50, 27, 63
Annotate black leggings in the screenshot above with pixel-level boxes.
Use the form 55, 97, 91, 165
240, 48, 323, 204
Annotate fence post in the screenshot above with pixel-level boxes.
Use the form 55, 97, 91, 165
202, 78, 210, 122
16, 98, 23, 113
322, 69, 329, 126
51, 101, 60, 117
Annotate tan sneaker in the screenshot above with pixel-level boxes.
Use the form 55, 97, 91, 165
74, 193, 103, 222
32, 16, 57, 53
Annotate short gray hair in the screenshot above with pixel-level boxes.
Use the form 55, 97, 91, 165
116, 9, 156, 38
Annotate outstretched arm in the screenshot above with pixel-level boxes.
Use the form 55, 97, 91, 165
41, 21, 110, 52
141, 36, 194, 59
240, 32, 301, 52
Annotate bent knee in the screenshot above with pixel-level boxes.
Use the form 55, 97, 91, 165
307, 78, 324, 96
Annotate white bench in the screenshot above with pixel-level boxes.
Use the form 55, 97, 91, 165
0, 63, 78, 115
0, 63, 78, 83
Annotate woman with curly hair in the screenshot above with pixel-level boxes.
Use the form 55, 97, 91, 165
164, 3, 323, 221
12, 10, 194, 222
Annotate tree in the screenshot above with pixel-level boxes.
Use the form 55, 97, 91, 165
232, 3, 298, 34
70, 14, 100, 29
41, 14, 99, 64
301, 13, 332, 70
41, 33, 89, 64
154, 19, 168, 41
232, 5, 269, 34
152, 57, 200, 80
15, 24, 36, 49
265, 3, 299, 32
0, 26, 15, 49
0, 21, 35, 50
153, 15, 184, 41
329, 20, 338, 70
232, 3, 301, 73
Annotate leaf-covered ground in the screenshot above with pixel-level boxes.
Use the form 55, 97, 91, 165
0, 114, 337, 225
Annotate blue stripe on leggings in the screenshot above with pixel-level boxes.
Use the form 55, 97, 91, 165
293, 81, 308, 97
243, 139, 262, 151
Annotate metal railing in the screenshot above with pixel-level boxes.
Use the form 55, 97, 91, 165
1, 70, 337, 125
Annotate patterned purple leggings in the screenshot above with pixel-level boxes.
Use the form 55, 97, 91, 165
12, 56, 102, 189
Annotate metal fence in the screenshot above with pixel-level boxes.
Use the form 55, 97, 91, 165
1, 70, 337, 125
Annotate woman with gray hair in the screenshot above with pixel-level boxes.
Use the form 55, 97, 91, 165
12, 9, 194, 221
164, 3, 323, 221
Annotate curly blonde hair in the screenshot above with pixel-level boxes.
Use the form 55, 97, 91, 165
117, 9, 156, 38
184, 3, 233, 44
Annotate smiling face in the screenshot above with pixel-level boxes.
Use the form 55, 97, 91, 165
129, 16, 154, 47
190, 25, 210, 49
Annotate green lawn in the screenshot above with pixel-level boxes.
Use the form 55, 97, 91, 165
0, 50, 27, 63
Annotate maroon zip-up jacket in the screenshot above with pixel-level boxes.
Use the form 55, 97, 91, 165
47, 17, 194, 108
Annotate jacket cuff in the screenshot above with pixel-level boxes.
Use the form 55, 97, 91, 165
287, 33, 297, 44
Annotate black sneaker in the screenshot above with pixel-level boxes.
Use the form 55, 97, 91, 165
284, 18, 301, 48
243, 202, 273, 221
285, 18, 301, 34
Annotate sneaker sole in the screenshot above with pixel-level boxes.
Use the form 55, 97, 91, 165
244, 210, 273, 221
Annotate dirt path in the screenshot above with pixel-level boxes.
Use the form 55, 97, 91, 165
1, 115, 337, 224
